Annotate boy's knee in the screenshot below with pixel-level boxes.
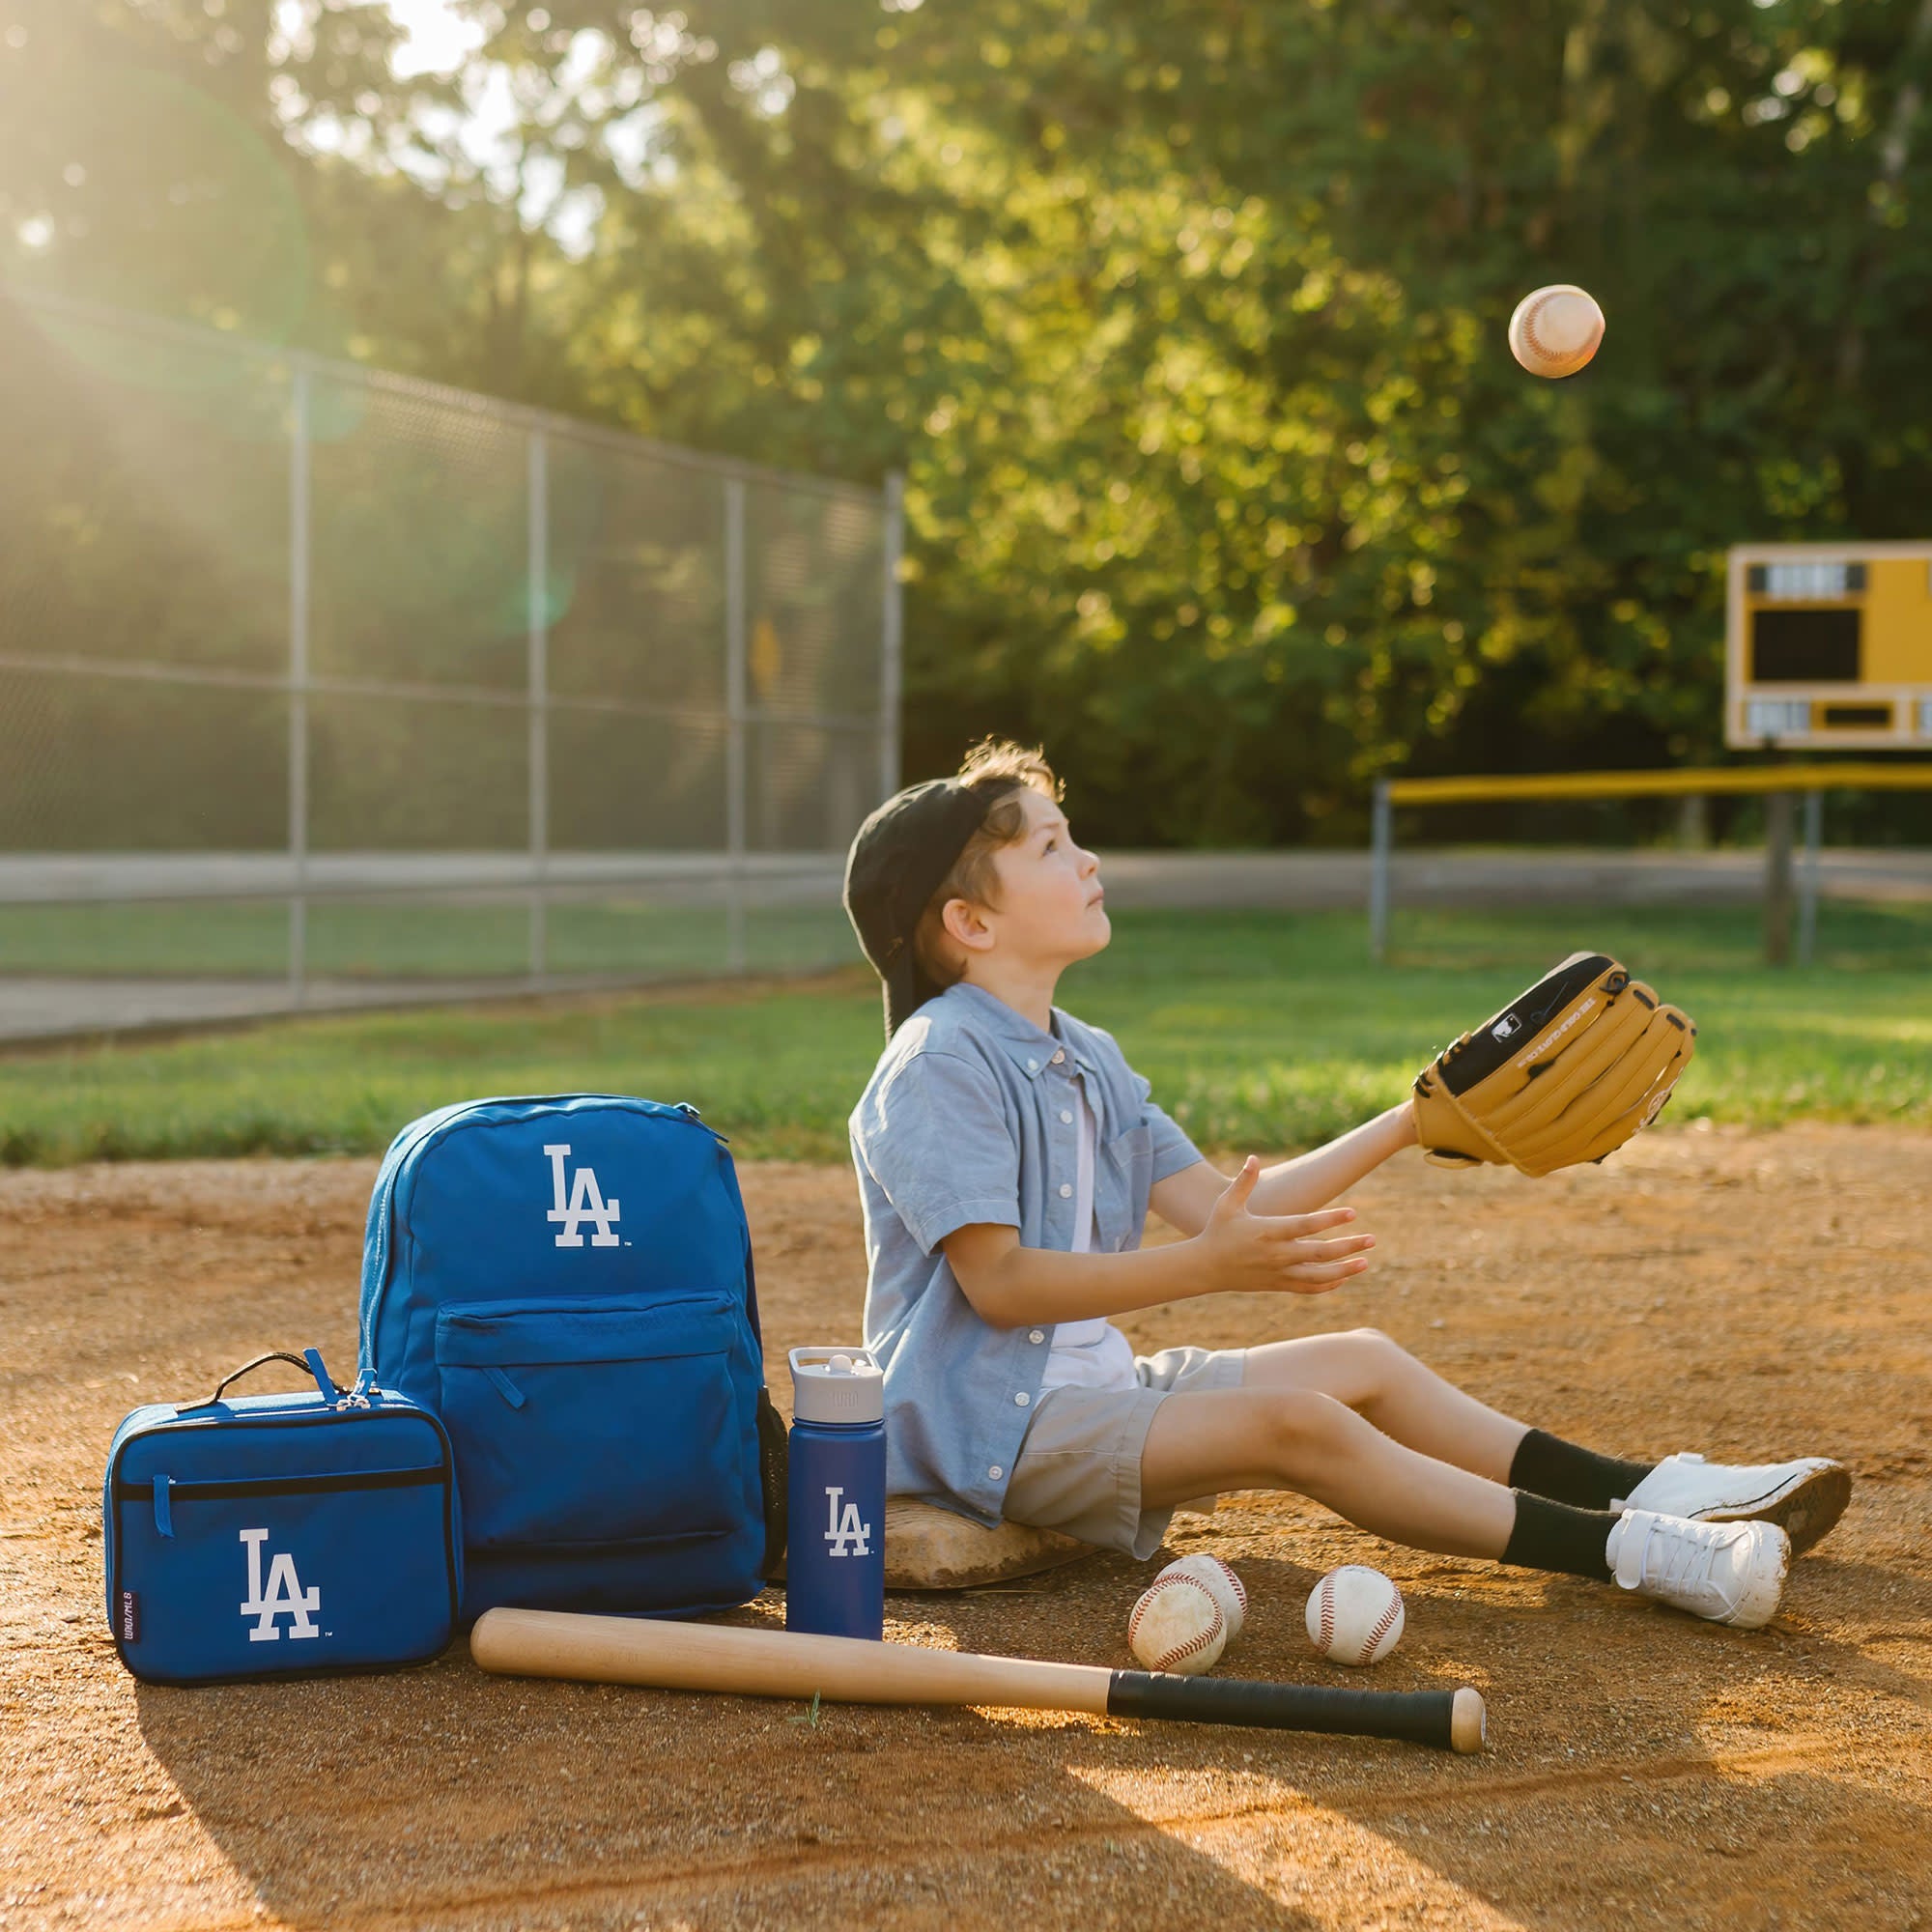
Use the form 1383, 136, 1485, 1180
1345, 1326, 1418, 1378
1259, 1389, 1354, 1470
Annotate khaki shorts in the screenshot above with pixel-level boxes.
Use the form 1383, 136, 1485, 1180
1000, 1345, 1247, 1561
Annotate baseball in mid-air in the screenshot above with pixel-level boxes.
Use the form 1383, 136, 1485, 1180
1305, 1564, 1405, 1666
1128, 1572, 1226, 1674
1156, 1554, 1247, 1644
1508, 284, 1605, 379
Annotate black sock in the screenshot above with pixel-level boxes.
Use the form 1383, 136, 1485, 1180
1501, 1492, 1618, 1582
1508, 1428, 1655, 1512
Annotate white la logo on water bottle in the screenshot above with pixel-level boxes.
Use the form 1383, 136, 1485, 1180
238, 1527, 320, 1641
822, 1486, 873, 1558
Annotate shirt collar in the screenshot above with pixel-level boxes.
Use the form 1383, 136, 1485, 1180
939, 980, 1097, 1080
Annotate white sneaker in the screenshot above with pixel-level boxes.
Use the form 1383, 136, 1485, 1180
1605, 1509, 1789, 1630
1615, 1452, 1851, 1556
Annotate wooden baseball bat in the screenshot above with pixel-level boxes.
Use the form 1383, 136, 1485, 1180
469, 1607, 1488, 1754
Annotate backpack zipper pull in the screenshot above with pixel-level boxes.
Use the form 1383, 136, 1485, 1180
484, 1367, 526, 1410
153, 1473, 175, 1540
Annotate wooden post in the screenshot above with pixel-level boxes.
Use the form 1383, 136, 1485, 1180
1369, 781, 1392, 964
1798, 788, 1822, 967
1763, 788, 1795, 967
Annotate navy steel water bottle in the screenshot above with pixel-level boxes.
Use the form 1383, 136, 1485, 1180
785, 1348, 886, 1639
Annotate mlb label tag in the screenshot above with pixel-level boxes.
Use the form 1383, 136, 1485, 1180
119, 1590, 140, 1643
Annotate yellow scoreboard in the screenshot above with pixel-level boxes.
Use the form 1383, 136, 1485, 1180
1725, 542, 1932, 750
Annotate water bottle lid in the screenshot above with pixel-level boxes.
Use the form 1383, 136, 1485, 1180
788, 1346, 884, 1425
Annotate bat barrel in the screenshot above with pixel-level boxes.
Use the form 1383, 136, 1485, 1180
1107, 1672, 1487, 1754
470, 1607, 1111, 1715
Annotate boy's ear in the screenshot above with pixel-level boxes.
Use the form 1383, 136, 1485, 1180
941, 895, 995, 954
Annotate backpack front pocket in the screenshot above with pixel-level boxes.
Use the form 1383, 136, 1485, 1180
433, 1294, 749, 1551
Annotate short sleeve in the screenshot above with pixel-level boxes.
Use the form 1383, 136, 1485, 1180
1130, 1065, 1205, 1183
852, 1050, 1021, 1255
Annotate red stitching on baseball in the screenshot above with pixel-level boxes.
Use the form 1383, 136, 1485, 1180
1524, 297, 1554, 359
1364, 1591, 1403, 1661
1130, 1575, 1224, 1668
1319, 1578, 1334, 1651
1215, 1558, 1248, 1618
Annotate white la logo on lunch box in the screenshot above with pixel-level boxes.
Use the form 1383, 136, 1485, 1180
544, 1144, 622, 1248
239, 1528, 321, 1641
822, 1486, 873, 1558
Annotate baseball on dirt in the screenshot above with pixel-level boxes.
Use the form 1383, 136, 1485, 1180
1305, 1565, 1405, 1666
1156, 1554, 1247, 1644
1128, 1572, 1227, 1674
1508, 283, 1605, 379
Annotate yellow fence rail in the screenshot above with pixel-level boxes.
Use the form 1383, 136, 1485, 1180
1385, 762, 1932, 808
1369, 762, 1932, 965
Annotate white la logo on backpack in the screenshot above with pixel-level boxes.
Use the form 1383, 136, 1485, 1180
239, 1527, 320, 1641
822, 1485, 873, 1558
544, 1143, 622, 1248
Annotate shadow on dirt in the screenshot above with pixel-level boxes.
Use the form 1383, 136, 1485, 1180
134, 1608, 1337, 1929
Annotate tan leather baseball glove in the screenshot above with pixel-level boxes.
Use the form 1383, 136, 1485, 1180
1411, 952, 1696, 1179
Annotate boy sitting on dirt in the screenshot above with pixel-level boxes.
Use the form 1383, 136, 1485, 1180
840, 737, 1850, 1629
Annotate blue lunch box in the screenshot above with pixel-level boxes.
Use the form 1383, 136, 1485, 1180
101, 1349, 461, 1685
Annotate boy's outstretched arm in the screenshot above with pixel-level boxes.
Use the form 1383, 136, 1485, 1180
944, 1159, 1375, 1329
1149, 1100, 1419, 1238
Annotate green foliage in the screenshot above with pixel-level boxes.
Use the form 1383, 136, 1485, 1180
1, 904, 1924, 1167
5, 2, 1931, 844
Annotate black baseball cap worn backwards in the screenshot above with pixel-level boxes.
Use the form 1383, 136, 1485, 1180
842, 777, 997, 1039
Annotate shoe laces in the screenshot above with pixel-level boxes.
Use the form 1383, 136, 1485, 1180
1614, 1511, 1739, 1611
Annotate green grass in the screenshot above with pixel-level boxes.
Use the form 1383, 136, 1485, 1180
1, 902, 1926, 1167
0, 899, 855, 979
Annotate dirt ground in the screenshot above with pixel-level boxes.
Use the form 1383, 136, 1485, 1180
3, 1122, 1929, 1931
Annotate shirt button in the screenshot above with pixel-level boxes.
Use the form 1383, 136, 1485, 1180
1060, 1109, 1073, 1124
1051, 1049, 1065, 1064
1029, 1329, 1045, 1344
1014, 1391, 1030, 1406
1026, 1058, 1038, 1072
988, 1465, 1003, 1480
1059, 1181, 1072, 1198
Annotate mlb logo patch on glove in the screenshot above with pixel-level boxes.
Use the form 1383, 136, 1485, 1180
1411, 952, 1696, 1179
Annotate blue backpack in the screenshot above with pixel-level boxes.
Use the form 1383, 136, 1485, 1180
356, 1094, 783, 1623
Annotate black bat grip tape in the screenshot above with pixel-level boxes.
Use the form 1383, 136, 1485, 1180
1107, 1670, 1461, 1748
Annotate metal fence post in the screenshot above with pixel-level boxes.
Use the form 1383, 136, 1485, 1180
724, 476, 748, 973
1798, 787, 1823, 967
527, 429, 550, 983
880, 469, 905, 803
1764, 787, 1796, 967
1369, 780, 1393, 964
287, 361, 311, 1008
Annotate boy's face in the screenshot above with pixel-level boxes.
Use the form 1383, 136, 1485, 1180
965, 785, 1109, 969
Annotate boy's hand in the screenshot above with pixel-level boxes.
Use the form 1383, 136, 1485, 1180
1198, 1156, 1375, 1295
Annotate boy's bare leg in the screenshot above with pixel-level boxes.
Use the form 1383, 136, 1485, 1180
1139, 1386, 1518, 1558
1238, 1329, 1529, 1483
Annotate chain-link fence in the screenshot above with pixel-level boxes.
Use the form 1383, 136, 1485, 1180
0, 283, 900, 1037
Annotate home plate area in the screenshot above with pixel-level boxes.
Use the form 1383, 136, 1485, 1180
4, 1122, 1928, 1930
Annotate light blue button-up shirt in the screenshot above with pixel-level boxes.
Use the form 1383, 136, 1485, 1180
848, 979, 1206, 1522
